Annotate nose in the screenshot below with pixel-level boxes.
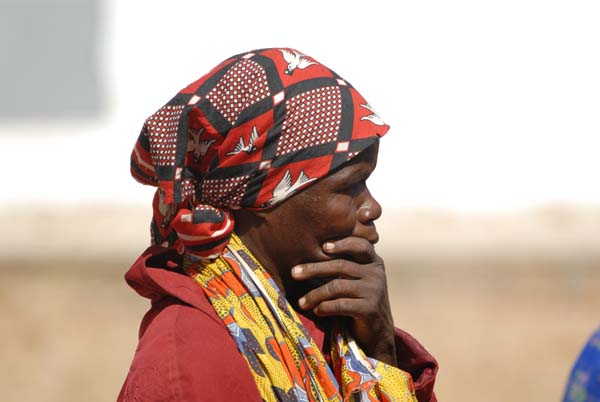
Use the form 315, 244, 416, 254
355, 187, 382, 243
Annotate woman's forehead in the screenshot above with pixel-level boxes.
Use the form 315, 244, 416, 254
321, 143, 379, 184
339, 142, 379, 172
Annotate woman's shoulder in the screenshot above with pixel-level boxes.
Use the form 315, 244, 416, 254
119, 297, 262, 402
119, 245, 263, 402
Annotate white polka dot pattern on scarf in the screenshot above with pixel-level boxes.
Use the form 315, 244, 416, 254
276, 86, 342, 156
145, 105, 185, 166
201, 175, 251, 207
206, 59, 271, 125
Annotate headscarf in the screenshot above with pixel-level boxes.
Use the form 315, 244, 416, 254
131, 48, 389, 259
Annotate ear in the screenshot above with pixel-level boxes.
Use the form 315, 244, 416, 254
233, 208, 265, 232
233, 207, 267, 218
233, 204, 286, 234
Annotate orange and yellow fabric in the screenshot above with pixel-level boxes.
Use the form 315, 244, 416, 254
185, 233, 417, 402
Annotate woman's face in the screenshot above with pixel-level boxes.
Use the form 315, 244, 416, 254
250, 142, 382, 290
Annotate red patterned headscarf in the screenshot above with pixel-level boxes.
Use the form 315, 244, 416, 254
131, 48, 389, 259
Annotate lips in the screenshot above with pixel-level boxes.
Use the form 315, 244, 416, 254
352, 223, 379, 245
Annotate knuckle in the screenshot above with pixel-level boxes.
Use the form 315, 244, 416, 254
334, 259, 345, 271
330, 279, 340, 294
326, 279, 340, 295
323, 280, 332, 295
333, 279, 353, 296
325, 299, 342, 315
332, 299, 344, 314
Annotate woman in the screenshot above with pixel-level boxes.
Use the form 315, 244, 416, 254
119, 48, 438, 402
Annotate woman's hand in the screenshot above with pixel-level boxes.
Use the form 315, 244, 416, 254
291, 236, 397, 366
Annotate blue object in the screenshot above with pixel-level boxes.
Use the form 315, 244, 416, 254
563, 327, 600, 402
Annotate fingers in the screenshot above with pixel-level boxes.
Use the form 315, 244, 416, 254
292, 259, 364, 280
297, 275, 380, 317
298, 278, 357, 309
322, 236, 377, 264
310, 298, 365, 318
290, 236, 395, 362
291, 237, 386, 322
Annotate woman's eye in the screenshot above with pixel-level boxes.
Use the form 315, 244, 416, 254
338, 182, 365, 195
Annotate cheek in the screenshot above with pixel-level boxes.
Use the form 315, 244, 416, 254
316, 195, 358, 237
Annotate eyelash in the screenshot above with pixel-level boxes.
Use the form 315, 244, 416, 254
338, 181, 366, 195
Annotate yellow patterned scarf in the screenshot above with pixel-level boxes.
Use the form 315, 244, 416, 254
185, 233, 417, 402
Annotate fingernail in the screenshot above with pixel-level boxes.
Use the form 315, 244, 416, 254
323, 242, 334, 251
292, 266, 303, 277
298, 297, 306, 306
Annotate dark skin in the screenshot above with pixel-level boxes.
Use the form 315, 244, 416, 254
234, 142, 397, 366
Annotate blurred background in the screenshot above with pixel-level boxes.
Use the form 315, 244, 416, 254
1, 0, 599, 401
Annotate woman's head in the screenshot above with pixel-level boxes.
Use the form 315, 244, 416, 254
234, 141, 382, 277
131, 48, 389, 259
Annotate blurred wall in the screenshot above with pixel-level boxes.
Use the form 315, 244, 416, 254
0, 0, 101, 119
1, 0, 599, 210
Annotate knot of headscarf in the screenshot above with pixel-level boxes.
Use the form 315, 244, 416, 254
131, 48, 389, 259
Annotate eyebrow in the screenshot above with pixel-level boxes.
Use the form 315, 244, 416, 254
330, 163, 373, 185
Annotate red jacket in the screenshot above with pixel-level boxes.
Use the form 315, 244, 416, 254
118, 247, 439, 402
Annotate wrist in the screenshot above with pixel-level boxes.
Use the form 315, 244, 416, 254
363, 328, 397, 367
